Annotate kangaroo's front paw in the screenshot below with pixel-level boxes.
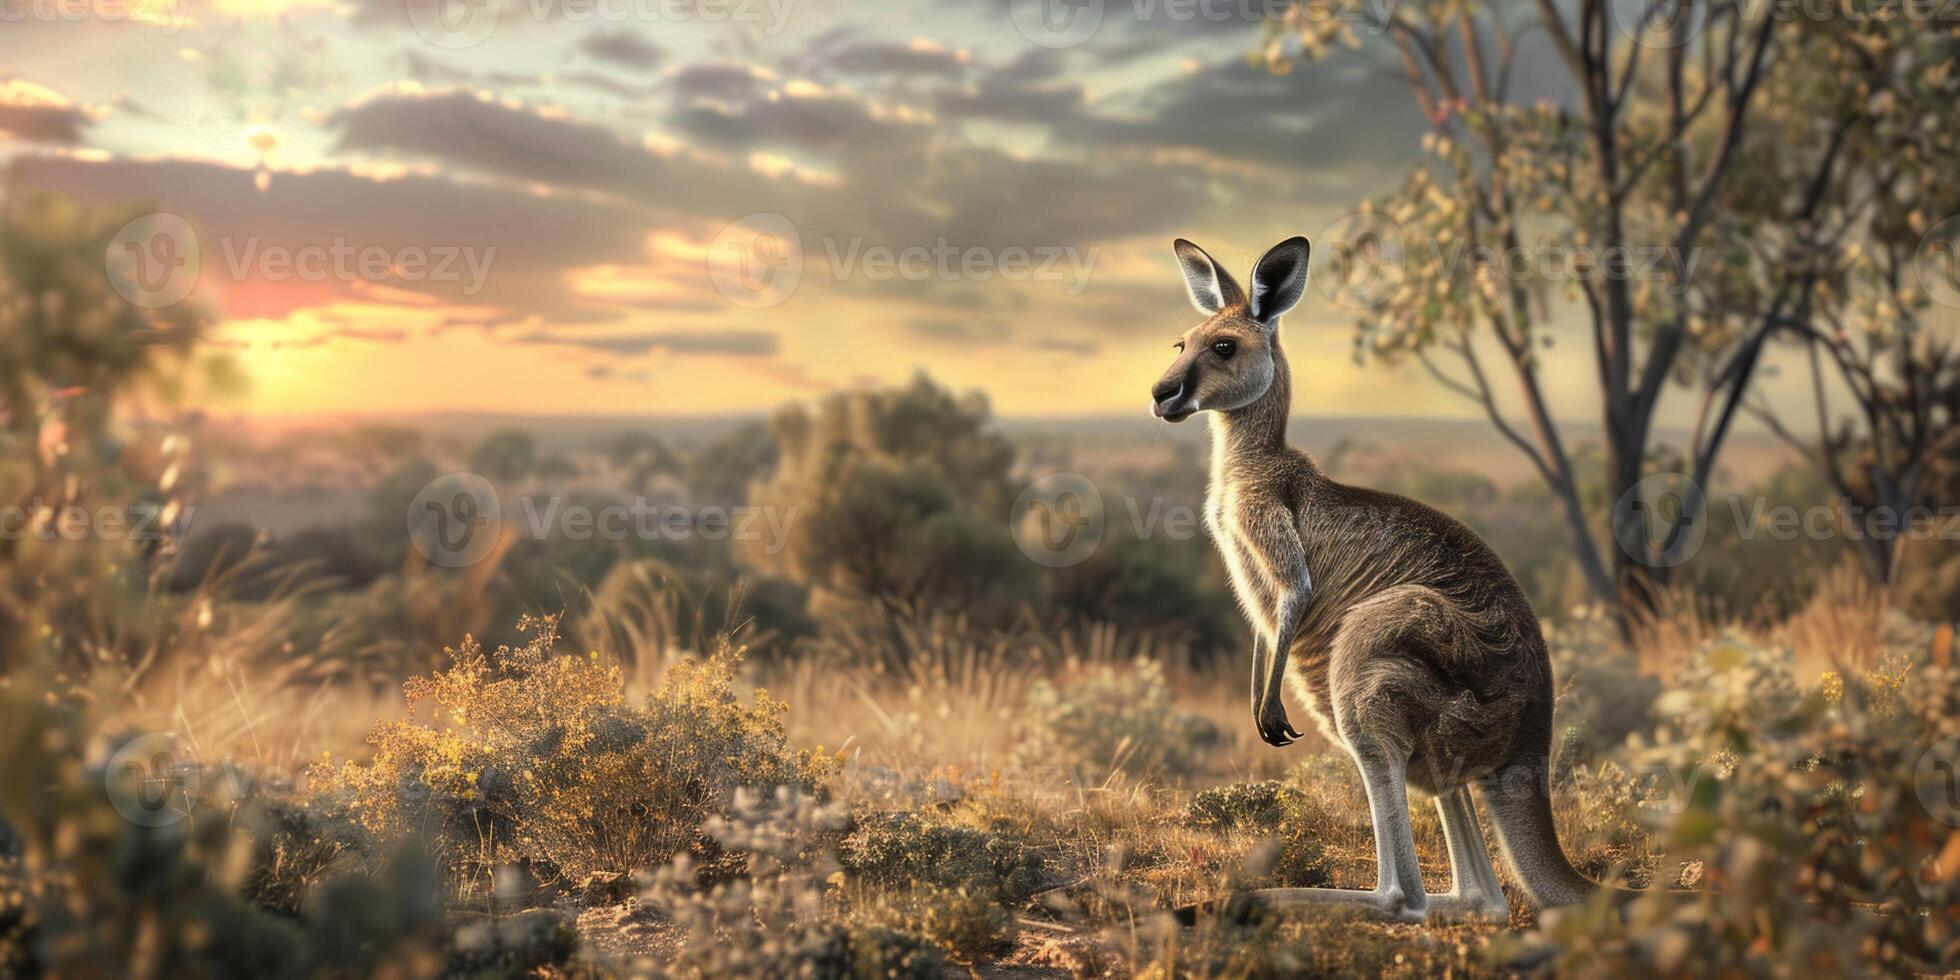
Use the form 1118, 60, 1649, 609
1254, 694, 1303, 747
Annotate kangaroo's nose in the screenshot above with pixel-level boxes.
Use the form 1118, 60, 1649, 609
1151, 379, 1184, 404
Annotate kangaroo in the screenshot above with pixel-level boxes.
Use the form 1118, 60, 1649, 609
1151, 237, 1599, 922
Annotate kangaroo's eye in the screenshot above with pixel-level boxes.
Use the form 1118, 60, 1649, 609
1211, 339, 1238, 359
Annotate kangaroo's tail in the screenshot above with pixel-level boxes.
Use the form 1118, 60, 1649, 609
1480, 760, 1603, 908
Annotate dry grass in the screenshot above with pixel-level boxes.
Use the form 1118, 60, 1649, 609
1633, 560, 1895, 677
8, 587, 1956, 978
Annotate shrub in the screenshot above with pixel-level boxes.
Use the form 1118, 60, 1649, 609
315, 615, 835, 889
1184, 781, 1332, 890
1184, 780, 1307, 830
1547, 613, 1661, 769
1523, 638, 1960, 977
854, 883, 1018, 962
640, 787, 949, 979
0, 681, 449, 978
1014, 659, 1223, 783
840, 810, 1047, 906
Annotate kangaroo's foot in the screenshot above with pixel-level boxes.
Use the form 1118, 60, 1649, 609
1169, 886, 1418, 926
1424, 890, 1510, 922
1224, 885, 1428, 924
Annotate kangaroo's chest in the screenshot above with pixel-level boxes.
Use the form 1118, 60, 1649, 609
1204, 489, 1282, 623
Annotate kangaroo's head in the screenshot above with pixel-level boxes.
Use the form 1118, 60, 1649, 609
1150, 237, 1311, 422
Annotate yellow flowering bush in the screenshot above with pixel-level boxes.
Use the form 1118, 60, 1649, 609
316, 616, 835, 889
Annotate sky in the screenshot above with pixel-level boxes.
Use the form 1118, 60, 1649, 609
0, 0, 1843, 426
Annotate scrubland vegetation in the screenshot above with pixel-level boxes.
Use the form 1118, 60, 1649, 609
3, 196, 1959, 977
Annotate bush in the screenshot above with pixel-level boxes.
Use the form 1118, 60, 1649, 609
315, 615, 835, 889
1184, 781, 1332, 889
640, 787, 950, 978
1523, 638, 1960, 976
1184, 780, 1307, 830
1014, 659, 1223, 783
854, 883, 1018, 962
0, 680, 449, 978
1548, 613, 1662, 769
840, 811, 1047, 906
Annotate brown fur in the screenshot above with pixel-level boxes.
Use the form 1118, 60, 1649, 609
1153, 238, 1597, 914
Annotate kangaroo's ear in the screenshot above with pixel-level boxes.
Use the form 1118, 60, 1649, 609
1172, 238, 1247, 315
1249, 236, 1311, 324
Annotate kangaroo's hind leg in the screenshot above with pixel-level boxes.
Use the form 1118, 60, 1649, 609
1222, 614, 1449, 922
1218, 736, 1427, 924
1427, 787, 1510, 920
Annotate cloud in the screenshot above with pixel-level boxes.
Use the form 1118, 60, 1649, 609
512, 328, 779, 356
1033, 337, 1098, 355
820, 37, 969, 78
0, 80, 94, 145
905, 316, 1010, 344
578, 29, 664, 71
1070, 56, 1427, 187
326, 83, 1214, 259
5, 152, 651, 320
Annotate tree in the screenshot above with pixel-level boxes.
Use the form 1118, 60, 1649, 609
0, 194, 203, 480
1264, 1, 1928, 625
0, 193, 210, 668
1738, 20, 1960, 587
744, 375, 1028, 622
468, 428, 536, 484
